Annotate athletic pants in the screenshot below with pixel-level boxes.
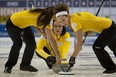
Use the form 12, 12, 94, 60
5, 18, 36, 68
93, 21, 116, 70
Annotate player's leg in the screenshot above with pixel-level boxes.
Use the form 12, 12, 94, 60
92, 21, 116, 73
20, 27, 37, 72
4, 18, 23, 73
108, 38, 116, 57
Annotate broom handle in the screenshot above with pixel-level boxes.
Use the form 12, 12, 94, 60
66, 66, 72, 72
96, 0, 106, 16
60, 64, 65, 72
83, 0, 105, 43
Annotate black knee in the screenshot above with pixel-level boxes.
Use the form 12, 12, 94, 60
26, 42, 36, 50
13, 42, 22, 50
93, 44, 106, 56
92, 44, 103, 52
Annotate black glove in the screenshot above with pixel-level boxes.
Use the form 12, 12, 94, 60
69, 56, 76, 67
46, 56, 56, 65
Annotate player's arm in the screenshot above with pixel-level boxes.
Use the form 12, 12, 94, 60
69, 29, 83, 67
45, 28, 61, 64
61, 33, 71, 59
33, 26, 47, 39
36, 36, 50, 59
33, 26, 45, 35
72, 29, 83, 57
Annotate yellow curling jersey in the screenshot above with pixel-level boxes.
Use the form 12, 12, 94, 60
10, 10, 52, 29
36, 32, 70, 59
70, 12, 112, 33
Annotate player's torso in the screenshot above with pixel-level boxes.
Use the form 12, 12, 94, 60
70, 12, 112, 33
46, 32, 69, 55
10, 10, 40, 28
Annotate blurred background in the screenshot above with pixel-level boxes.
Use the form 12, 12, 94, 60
0, 0, 116, 47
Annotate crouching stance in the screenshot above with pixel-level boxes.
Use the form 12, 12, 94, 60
36, 20, 70, 69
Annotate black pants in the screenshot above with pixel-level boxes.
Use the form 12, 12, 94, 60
5, 18, 36, 68
93, 21, 116, 70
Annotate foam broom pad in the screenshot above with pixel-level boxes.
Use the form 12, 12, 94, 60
52, 64, 72, 73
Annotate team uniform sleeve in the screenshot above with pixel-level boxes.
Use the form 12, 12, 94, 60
70, 13, 82, 32
36, 35, 50, 59
61, 32, 71, 59
71, 22, 82, 32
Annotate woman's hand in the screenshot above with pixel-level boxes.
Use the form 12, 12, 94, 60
69, 56, 76, 67
55, 56, 62, 64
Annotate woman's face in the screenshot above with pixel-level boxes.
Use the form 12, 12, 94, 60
53, 20, 63, 35
56, 15, 70, 27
